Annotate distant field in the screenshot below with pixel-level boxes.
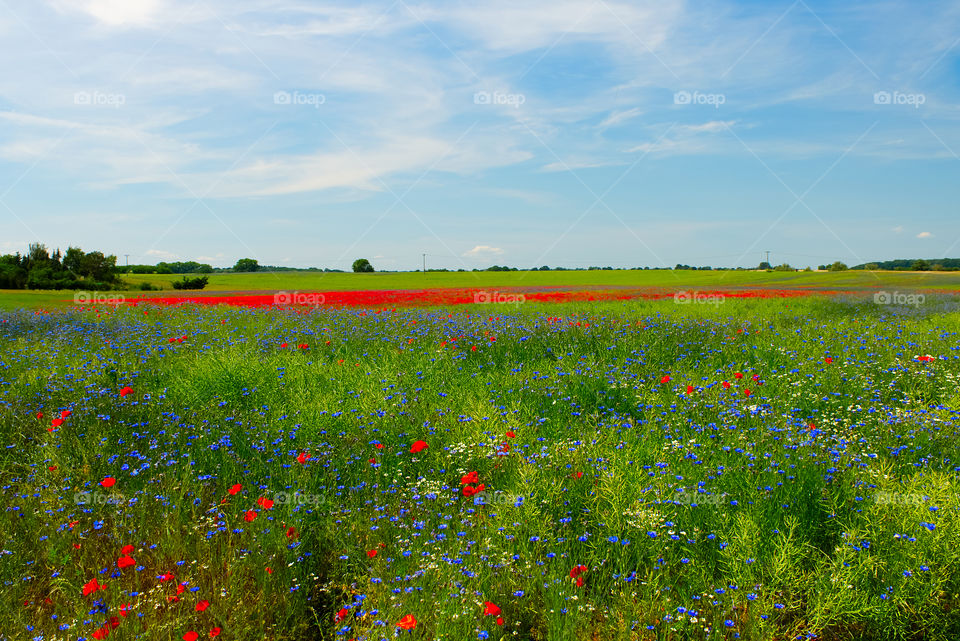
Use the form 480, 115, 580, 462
3, 269, 960, 310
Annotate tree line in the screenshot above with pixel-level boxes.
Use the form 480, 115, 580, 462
0, 244, 122, 290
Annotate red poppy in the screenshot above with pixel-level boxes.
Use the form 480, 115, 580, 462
256, 497, 275, 510
280, 342, 288, 349
375, 443, 384, 449
92, 626, 110, 640
824, 357, 833, 364
119, 386, 134, 397
335, 608, 348, 622
744, 388, 752, 397
117, 555, 135, 570
60, 410, 71, 418
660, 375, 670, 384
228, 484, 242, 495
48, 465, 57, 471
121, 545, 134, 555
734, 372, 743, 380
917, 355, 935, 362
183, 632, 199, 641
244, 510, 257, 522
722, 381, 731, 389
285, 526, 298, 539
410, 440, 428, 454
496, 616, 504, 626
209, 628, 221, 638
51, 418, 64, 428
505, 430, 516, 438
296, 452, 310, 464
462, 485, 478, 498
119, 603, 130, 618
752, 374, 760, 382
101, 477, 116, 488
397, 614, 417, 630
483, 601, 501, 616
298, 343, 309, 349
83, 578, 103, 596
159, 572, 174, 582
570, 565, 587, 579
367, 549, 377, 558
461, 471, 479, 485
195, 600, 209, 612
685, 385, 694, 395
36, 411, 44, 419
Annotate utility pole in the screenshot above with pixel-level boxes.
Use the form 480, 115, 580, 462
124, 254, 129, 267
422, 253, 426, 274
765, 250, 770, 266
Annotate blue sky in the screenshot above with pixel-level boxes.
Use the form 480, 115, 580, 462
0, 0, 958, 270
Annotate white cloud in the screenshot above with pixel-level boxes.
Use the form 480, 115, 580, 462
917, 231, 933, 239
893, 225, 904, 233
48, 0, 164, 27
463, 245, 505, 258
145, 248, 178, 260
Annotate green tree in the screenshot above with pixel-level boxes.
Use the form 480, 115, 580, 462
352, 258, 374, 273
234, 258, 260, 272
828, 261, 848, 272
911, 259, 930, 271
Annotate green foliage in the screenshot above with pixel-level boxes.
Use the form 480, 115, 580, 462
233, 258, 260, 272
0, 243, 120, 290
171, 275, 209, 290
352, 258, 374, 273
156, 261, 214, 274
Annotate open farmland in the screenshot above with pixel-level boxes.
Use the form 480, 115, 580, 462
2, 292, 960, 640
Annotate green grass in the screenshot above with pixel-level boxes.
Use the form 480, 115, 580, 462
1, 295, 959, 640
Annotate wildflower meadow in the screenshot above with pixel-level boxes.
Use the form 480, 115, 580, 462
2, 292, 959, 640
